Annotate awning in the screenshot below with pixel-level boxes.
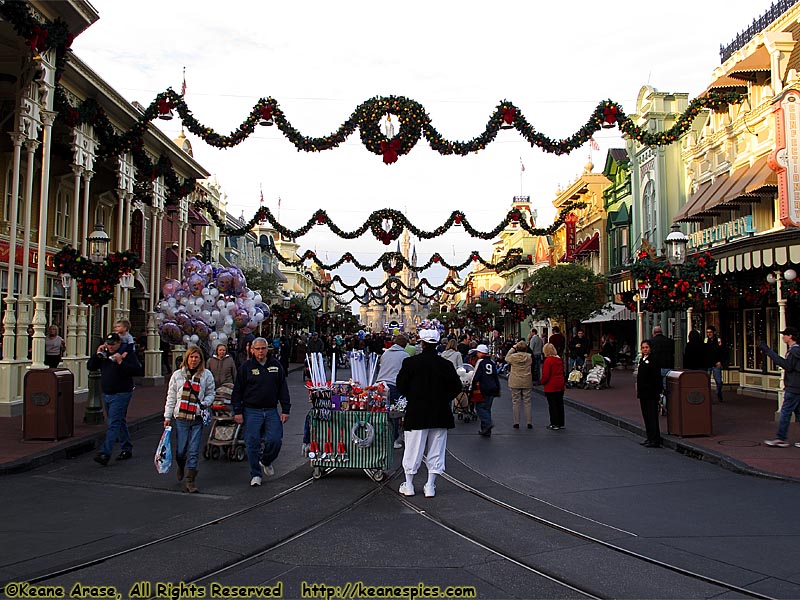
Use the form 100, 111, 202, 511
574, 233, 599, 256
581, 303, 635, 324
701, 156, 777, 213
608, 203, 630, 226
272, 263, 288, 283
674, 175, 729, 223
704, 75, 749, 95
164, 247, 179, 265
729, 46, 770, 81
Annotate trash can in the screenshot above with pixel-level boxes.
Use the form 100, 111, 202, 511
23, 369, 75, 440
666, 370, 712, 437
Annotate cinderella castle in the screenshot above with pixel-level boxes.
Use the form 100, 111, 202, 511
359, 229, 430, 332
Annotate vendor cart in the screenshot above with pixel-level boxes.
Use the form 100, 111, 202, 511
307, 410, 393, 481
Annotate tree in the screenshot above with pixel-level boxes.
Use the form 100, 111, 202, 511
240, 267, 280, 299
523, 264, 606, 330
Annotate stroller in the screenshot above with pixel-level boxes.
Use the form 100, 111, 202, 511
203, 383, 247, 462
583, 354, 610, 389
453, 365, 477, 423
566, 364, 585, 388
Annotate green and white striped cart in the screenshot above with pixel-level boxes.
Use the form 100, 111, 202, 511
308, 411, 394, 481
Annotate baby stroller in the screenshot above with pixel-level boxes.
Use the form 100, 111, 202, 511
453, 365, 477, 423
566, 364, 585, 388
583, 354, 610, 389
203, 383, 247, 461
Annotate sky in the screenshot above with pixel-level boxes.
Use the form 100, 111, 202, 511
72, 0, 773, 296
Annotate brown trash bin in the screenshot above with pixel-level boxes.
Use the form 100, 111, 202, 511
666, 370, 712, 437
23, 368, 75, 440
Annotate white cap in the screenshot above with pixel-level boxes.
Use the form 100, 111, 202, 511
476, 344, 490, 354
419, 329, 440, 343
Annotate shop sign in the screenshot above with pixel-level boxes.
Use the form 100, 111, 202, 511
769, 90, 800, 227
0, 240, 57, 271
687, 215, 756, 249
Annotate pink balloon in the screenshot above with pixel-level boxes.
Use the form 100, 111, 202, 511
162, 279, 180, 298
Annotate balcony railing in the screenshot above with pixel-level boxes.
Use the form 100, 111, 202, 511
720, 0, 799, 63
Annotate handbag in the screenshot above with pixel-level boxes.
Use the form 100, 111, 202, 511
154, 426, 173, 474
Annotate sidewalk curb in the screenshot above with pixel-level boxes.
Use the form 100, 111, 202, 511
533, 388, 800, 485
0, 364, 305, 476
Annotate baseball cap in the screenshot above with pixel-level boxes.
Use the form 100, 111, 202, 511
419, 329, 440, 343
780, 326, 799, 338
105, 332, 121, 344
476, 344, 490, 354
467, 348, 478, 355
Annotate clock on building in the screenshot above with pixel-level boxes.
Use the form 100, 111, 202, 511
307, 292, 323, 311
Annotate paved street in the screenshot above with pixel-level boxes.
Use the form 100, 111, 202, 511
2, 369, 800, 599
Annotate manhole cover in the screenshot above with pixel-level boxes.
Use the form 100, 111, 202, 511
717, 439, 760, 448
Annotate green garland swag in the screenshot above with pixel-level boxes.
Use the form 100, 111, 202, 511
310, 273, 467, 294
193, 199, 584, 244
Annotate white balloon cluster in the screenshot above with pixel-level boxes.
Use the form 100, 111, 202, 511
155, 258, 270, 350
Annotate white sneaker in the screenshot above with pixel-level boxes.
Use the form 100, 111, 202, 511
393, 440, 403, 449
250, 476, 262, 487
399, 482, 415, 496
424, 484, 436, 498
764, 439, 790, 448
260, 461, 275, 477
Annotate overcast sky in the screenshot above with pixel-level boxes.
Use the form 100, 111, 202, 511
73, 0, 770, 293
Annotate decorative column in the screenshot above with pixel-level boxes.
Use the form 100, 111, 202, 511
76, 170, 94, 377
15, 138, 39, 363
30, 110, 57, 370
0, 132, 25, 414
144, 175, 166, 383
64, 164, 82, 359
113, 153, 134, 323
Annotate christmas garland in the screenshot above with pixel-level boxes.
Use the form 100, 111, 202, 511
309, 273, 467, 294
53, 246, 142, 306
0, 2, 73, 79
629, 251, 716, 313
276, 246, 529, 273
327, 291, 424, 307
194, 199, 581, 244
140, 88, 743, 164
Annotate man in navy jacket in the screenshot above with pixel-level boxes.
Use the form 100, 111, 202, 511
471, 344, 501, 437
232, 337, 291, 487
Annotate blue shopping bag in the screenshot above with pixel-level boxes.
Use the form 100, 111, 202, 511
154, 426, 173, 474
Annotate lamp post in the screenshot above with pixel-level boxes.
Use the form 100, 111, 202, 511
665, 224, 689, 369
84, 224, 111, 424
513, 286, 524, 339
767, 268, 797, 408
635, 280, 651, 352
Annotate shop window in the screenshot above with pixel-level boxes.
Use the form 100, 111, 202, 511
130, 210, 143, 261
724, 317, 739, 369
765, 307, 780, 374
54, 185, 72, 240
743, 309, 766, 371
642, 180, 656, 245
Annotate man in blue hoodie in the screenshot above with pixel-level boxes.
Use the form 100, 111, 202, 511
376, 334, 409, 449
471, 344, 501, 437
762, 326, 800, 448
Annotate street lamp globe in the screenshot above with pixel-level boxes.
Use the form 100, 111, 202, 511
513, 287, 523, 303
475, 303, 482, 314
87, 223, 110, 264
665, 224, 689, 266
786, 269, 798, 281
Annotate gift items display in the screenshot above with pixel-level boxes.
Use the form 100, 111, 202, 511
304, 352, 393, 480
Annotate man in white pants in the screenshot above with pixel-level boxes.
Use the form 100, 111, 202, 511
395, 328, 463, 498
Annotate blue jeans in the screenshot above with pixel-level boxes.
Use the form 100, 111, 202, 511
708, 367, 723, 398
174, 418, 204, 470
531, 355, 542, 384
569, 357, 585, 373
475, 395, 495, 432
776, 391, 800, 441
101, 392, 133, 456
243, 407, 283, 477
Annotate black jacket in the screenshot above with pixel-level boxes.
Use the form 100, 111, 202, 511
637, 354, 663, 399
231, 356, 291, 415
704, 335, 728, 368
86, 343, 142, 394
396, 345, 461, 430
683, 340, 706, 370
568, 336, 590, 359
649, 334, 675, 369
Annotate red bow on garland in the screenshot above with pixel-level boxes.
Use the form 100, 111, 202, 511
28, 26, 48, 53
502, 107, 516, 125
260, 105, 273, 120
380, 139, 401, 165
603, 105, 619, 124
157, 98, 174, 115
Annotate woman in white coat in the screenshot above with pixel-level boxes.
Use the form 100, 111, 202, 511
163, 346, 216, 492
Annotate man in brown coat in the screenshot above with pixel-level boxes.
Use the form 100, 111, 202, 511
506, 341, 533, 429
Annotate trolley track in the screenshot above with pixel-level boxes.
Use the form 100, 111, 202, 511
7, 470, 320, 586
392, 454, 778, 600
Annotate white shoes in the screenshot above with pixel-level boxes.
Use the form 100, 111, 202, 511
260, 461, 275, 477
393, 440, 403, 449
398, 482, 415, 496
250, 476, 262, 487
424, 484, 436, 498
